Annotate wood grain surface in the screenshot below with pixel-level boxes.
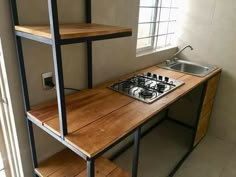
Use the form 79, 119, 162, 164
35, 148, 130, 177
194, 73, 221, 146
15, 23, 132, 39
28, 66, 221, 157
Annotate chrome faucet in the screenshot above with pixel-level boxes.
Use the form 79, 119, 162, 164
172, 45, 194, 58
166, 45, 194, 65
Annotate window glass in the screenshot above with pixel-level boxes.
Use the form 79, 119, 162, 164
137, 38, 153, 49
139, 7, 156, 23
140, 0, 156, 6
157, 22, 168, 35
168, 21, 176, 33
138, 24, 154, 38
156, 35, 166, 48
162, 0, 172, 7
137, 0, 179, 53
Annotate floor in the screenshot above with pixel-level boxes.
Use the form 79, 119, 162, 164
114, 120, 236, 177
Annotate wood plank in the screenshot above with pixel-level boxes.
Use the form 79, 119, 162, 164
65, 73, 205, 157
193, 73, 221, 146
44, 67, 185, 135
75, 158, 117, 177
44, 92, 134, 135
35, 149, 77, 177
200, 98, 214, 118
15, 23, 132, 39
36, 148, 130, 177
48, 154, 85, 177
28, 89, 116, 124
204, 73, 221, 102
194, 111, 211, 146
107, 168, 130, 177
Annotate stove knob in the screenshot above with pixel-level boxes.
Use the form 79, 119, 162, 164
153, 74, 157, 79
156, 84, 165, 93
147, 72, 152, 77
165, 77, 169, 82
159, 75, 163, 81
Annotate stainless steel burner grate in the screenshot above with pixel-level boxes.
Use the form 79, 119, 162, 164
109, 72, 185, 103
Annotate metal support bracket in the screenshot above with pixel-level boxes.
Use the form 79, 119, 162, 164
132, 128, 141, 177
87, 159, 95, 177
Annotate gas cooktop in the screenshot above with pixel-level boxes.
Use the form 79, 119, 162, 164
109, 72, 185, 103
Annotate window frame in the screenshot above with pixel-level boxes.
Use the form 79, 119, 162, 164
137, 0, 178, 53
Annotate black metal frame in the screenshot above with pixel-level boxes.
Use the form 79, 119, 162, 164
109, 82, 210, 177
9, 0, 132, 176
9, 1, 38, 176
132, 128, 141, 177
167, 83, 208, 177
9, 0, 216, 176
166, 117, 195, 130
85, 0, 93, 89
48, 0, 68, 138
15, 31, 132, 45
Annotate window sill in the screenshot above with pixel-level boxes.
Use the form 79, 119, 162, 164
136, 45, 177, 58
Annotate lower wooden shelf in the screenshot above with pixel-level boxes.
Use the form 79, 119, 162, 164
35, 148, 130, 177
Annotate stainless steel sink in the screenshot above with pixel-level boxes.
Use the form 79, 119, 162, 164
158, 59, 217, 77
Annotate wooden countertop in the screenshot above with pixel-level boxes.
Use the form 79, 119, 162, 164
28, 66, 221, 158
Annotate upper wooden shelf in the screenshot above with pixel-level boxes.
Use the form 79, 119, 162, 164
36, 148, 130, 177
27, 66, 221, 158
15, 23, 132, 44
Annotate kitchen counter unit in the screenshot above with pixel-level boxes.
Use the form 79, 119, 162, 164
28, 66, 221, 159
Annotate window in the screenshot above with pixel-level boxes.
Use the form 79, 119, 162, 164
137, 0, 179, 52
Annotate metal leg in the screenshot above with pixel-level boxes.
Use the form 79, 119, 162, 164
27, 120, 38, 168
51, 44, 68, 137
132, 128, 141, 177
34, 173, 39, 177
48, 0, 68, 137
15, 37, 31, 111
87, 159, 95, 177
9, 0, 39, 173
9, 0, 31, 111
168, 83, 208, 177
87, 41, 93, 89
85, 0, 93, 89
85, 0, 92, 22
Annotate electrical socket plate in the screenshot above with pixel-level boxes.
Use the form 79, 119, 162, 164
42, 72, 53, 89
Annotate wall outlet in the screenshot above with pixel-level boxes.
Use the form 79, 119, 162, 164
42, 72, 55, 89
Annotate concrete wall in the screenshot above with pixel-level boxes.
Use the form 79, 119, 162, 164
176, 0, 236, 144
0, 0, 176, 176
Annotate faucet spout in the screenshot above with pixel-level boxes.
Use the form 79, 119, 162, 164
172, 45, 194, 58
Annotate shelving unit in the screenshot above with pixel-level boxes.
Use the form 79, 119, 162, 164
9, 0, 132, 177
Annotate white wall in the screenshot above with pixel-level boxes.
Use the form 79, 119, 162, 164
0, 0, 177, 176
176, 0, 236, 144
0, 0, 33, 176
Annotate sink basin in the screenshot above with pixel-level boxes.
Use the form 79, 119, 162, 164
158, 60, 217, 77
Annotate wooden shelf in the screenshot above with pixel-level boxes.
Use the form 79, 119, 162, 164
35, 148, 130, 177
28, 67, 221, 158
15, 23, 132, 43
